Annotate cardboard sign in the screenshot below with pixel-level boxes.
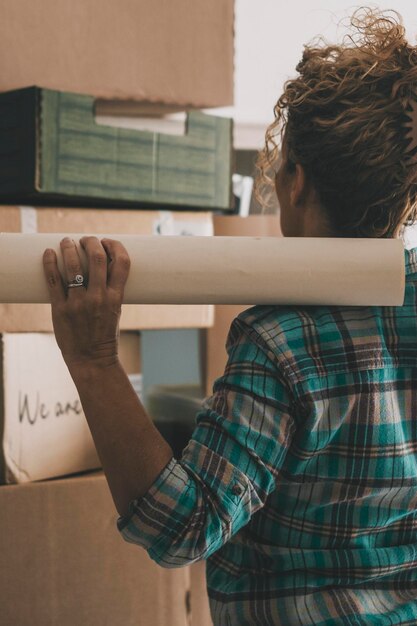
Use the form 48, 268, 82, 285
0, 331, 141, 484
1, 334, 99, 483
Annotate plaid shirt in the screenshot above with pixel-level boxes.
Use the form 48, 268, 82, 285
118, 247, 417, 626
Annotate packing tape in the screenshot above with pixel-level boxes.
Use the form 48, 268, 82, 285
154, 211, 175, 236
19, 207, 38, 234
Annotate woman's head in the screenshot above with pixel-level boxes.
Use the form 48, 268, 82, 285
256, 7, 417, 238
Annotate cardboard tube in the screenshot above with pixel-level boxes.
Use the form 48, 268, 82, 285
0, 234, 405, 306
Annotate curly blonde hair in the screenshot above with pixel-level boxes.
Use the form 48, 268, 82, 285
256, 7, 417, 237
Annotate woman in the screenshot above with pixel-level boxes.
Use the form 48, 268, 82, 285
43, 8, 417, 625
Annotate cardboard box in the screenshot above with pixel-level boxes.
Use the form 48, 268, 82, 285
0, 331, 140, 484
204, 215, 282, 394
0, 207, 214, 332
213, 214, 282, 238
0, 87, 233, 210
0, 471, 212, 626
0, 0, 234, 108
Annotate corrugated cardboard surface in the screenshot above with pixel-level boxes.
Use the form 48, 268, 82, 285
205, 215, 282, 394
0, 207, 214, 331
0, 87, 233, 210
0, 472, 211, 626
0, 0, 234, 108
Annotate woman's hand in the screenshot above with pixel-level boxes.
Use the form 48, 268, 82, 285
42, 236, 131, 371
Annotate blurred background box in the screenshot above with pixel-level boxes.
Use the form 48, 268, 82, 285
0, 471, 212, 626
0, 206, 214, 332
0, 87, 233, 210
0, 0, 234, 109
147, 384, 204, 458
0, 331, 140, 484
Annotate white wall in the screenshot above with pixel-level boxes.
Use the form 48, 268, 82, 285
222, 1, 417, 148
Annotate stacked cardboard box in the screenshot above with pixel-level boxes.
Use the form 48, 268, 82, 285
0, 1, 235, 624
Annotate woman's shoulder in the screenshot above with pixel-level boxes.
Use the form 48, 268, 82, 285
235, 303, 379, 383
236, 303, 343, 339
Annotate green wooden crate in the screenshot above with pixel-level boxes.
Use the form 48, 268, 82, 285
0, 87, 233, 210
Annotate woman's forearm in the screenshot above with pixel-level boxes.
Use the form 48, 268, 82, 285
69, 359, 173, 517
43, 237, 173, 517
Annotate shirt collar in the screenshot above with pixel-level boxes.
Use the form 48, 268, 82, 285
405, 247, 417, 275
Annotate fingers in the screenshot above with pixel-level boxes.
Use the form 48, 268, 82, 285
79, 236, 108, 294
101, 239, 131, 296
43, 248, 65, 305
60, 238, 85, 297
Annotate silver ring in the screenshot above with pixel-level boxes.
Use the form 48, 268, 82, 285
67, 274, 85, 288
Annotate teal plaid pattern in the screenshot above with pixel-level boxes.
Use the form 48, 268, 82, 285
118, 247, 417, 625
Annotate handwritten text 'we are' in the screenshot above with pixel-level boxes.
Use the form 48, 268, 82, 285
18, 391, 83, 425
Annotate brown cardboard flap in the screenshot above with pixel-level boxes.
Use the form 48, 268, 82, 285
0, 332, 140, 484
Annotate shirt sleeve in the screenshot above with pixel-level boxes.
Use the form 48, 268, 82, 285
117, 315, 296, 568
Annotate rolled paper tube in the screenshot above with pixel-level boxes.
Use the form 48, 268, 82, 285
0, 233, 405, 306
